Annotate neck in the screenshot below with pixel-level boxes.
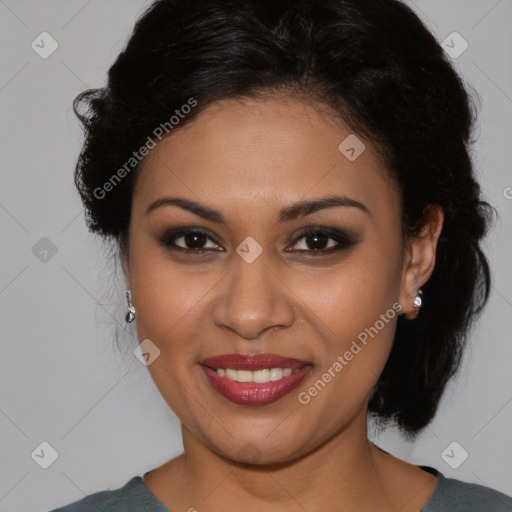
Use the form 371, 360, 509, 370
168, 410, 397, 512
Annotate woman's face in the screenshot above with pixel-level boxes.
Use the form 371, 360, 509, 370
125, 96, 429, 464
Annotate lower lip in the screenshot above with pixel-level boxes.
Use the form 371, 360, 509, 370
201, 366, 312, 406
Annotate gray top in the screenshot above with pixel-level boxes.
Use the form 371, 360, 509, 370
49, 466, 512, 511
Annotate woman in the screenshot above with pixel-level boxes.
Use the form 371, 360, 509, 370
51, 0, 512, 510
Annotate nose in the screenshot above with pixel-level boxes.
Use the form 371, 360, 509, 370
211, 253, 296, 340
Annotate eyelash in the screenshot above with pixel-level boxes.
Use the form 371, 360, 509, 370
159, 226, 356, 257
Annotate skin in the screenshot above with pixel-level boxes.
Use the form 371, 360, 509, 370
123, 95, 444, 512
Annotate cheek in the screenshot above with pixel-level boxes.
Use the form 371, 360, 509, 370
293, 286, 399, 425
293, 247, 401, 337
128, 236, 215, 343
128, 249, 212, 422
289, 246, 402, 394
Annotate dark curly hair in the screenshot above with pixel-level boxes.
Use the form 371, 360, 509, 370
73, 0, 493, 437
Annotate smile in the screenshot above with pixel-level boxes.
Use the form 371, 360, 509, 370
200, 353, 313, 406
215, 367, 295, 382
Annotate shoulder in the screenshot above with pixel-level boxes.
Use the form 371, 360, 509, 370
48, 476, 168, 512
421, 466, 512, 512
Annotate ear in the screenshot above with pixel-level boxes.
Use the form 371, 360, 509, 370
399, 204, 444, 319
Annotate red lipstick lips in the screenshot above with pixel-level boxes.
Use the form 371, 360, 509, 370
201, 353, 312, 406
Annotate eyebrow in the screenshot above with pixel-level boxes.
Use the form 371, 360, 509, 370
145, 195, 371, 223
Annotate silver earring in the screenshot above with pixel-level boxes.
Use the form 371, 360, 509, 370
125, 290, 136, 323
413, 288, 423, 309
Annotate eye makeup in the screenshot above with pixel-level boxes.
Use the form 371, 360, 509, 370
157, 224, 359, 258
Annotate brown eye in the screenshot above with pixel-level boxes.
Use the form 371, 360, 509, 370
179, 231, 208, 249
302, 231, 332, 251
287, 227, 356, 256
160, 228, 223, 253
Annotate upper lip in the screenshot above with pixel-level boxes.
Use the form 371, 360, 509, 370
201, 353, 312, 371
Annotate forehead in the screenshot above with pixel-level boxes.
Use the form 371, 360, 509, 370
133, 96, 398, 222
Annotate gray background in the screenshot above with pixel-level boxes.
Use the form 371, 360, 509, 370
1, 1, 511, 510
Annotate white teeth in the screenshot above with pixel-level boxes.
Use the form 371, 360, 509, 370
270, 368, 283, 381
215, 367, 296, 383
226, 368, 238, 380
237, 370, 253, 383
253, 369, 270, 383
